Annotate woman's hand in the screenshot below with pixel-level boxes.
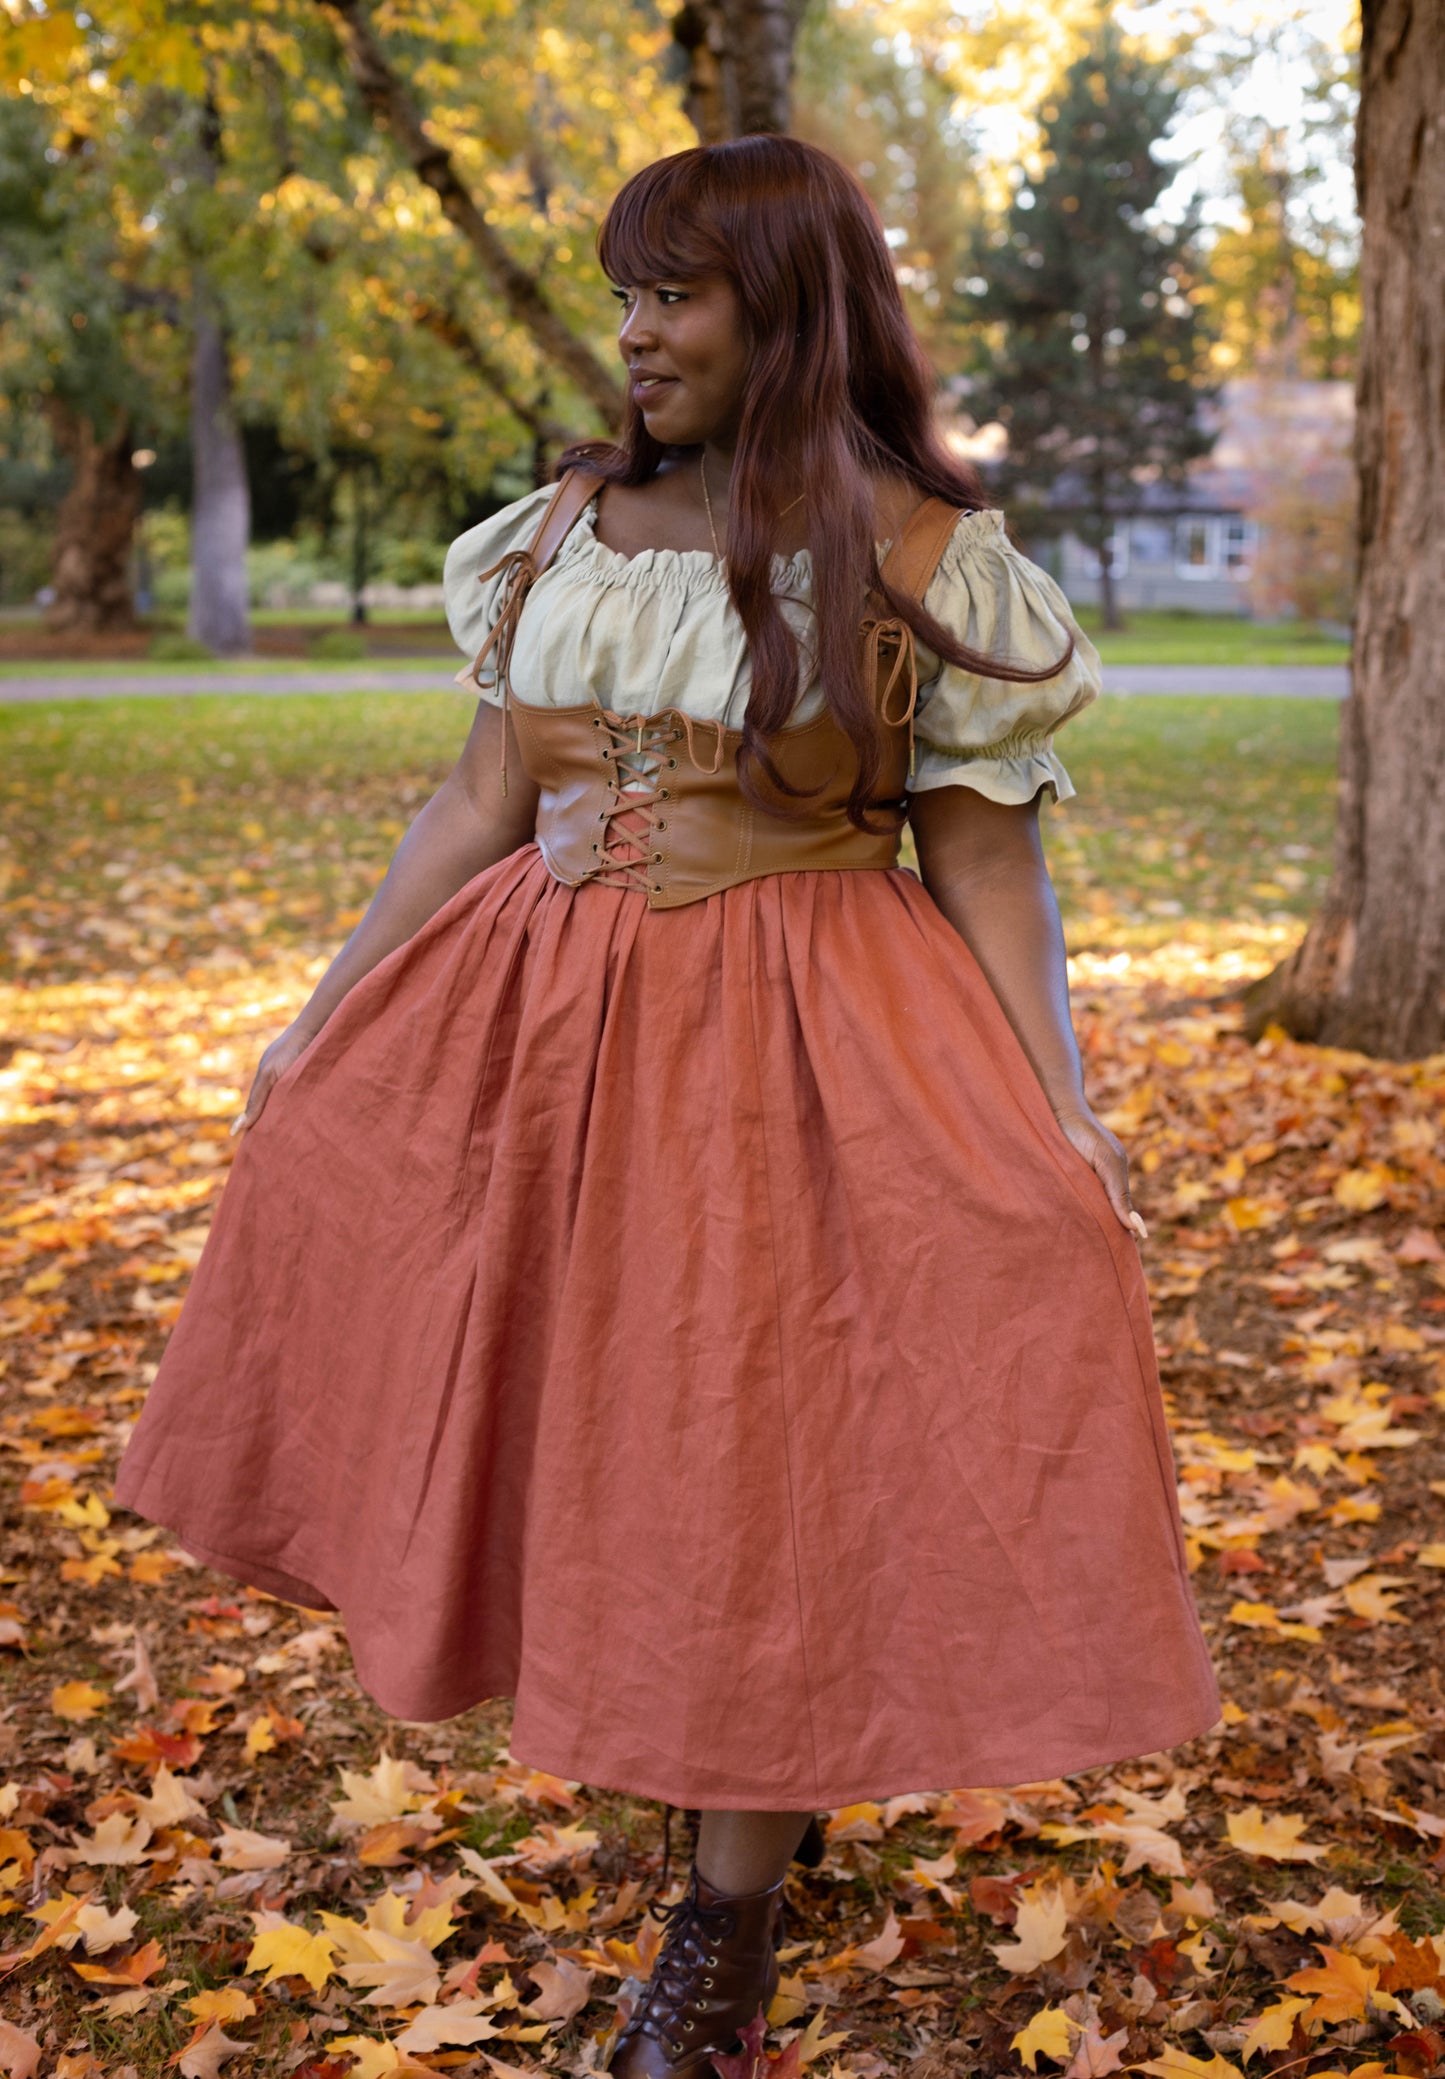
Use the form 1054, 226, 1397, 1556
230, 1020, 320, 1137
1052, 1103, 1148, 1241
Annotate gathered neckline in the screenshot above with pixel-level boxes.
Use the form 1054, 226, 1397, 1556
553, 495, 1003, 592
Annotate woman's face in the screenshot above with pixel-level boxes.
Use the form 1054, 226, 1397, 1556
612, 274, 752, 448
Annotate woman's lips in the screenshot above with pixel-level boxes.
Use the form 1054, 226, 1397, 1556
631, 375, 678, 405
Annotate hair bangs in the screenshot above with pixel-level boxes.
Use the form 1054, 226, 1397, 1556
597, 156, 730, 289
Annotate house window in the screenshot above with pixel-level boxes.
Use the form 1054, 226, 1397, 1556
1223, 518, 1256, 575
1175, 518, 1219, 578
1081, 523, 1130, 580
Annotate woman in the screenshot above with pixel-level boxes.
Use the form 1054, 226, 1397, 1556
115, 137, 1219, 2077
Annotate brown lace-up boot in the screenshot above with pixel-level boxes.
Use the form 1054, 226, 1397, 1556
606, 1863, 786, 2077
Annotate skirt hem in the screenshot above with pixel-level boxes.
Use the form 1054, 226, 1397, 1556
132, 1516, 1221, 1810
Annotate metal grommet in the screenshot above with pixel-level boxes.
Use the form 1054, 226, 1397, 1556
668, 757, 677, 768
655, 820, 666, 830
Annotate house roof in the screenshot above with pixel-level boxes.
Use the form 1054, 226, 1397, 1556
942, 377, 1354, 520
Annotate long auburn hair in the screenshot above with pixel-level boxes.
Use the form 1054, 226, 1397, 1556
560, 135, 1071, 828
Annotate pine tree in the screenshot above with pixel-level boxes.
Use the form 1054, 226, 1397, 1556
957, 18, 1217, 629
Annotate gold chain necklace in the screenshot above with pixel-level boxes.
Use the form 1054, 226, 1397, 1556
699, 450, 804, 562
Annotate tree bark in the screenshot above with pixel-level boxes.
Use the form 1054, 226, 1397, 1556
317, 0, 624, 429
187, 302, 253, 656
44, 403, 141, 634
1243, 0, 1445, 1058
1098, 528, 1122, 632
671, 0, 802, 141
405, 298, 571, 446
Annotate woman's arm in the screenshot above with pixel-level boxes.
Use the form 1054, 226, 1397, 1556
234, 700, 540, 1131
909, 783, 1145, 1238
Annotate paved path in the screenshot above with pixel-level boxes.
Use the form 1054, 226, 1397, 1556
1104, 664, 1347, 698
0, 662, 1350, 703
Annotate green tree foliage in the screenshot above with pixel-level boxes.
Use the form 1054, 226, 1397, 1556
957, 17, 1216, 629
0, 92, 182, 624
1198, 26, 1360, 382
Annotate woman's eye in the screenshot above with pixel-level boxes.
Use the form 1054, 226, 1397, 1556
657, 288, 688, 305
610, 287, 632, 306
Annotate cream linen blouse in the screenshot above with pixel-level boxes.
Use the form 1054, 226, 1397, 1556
442, 483, 1102, 805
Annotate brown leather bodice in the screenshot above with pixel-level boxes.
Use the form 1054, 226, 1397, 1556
512, 692, 909, 909
459, 468, 968, 910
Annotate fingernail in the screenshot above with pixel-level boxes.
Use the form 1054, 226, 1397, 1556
229, 1113, 248, 1136
1128, 1210, 1149, 1240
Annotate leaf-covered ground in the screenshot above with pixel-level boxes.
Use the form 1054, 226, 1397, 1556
2, 693, 1442, 2079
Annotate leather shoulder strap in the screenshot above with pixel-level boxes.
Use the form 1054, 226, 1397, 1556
524, 465, 603, 575
878, 495, 965, 604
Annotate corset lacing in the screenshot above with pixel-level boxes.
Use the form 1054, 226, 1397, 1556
580, 705, 726, 895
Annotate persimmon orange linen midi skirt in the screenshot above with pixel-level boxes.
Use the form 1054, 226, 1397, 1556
114, 845, 1220, 1808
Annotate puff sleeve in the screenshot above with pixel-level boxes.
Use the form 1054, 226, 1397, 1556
442, 485, 558, 705
908, 509, 1102, 806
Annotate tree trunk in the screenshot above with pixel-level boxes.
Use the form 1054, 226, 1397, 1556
317, 0, 624, 428
187, 302, 253, 656
1098, 531, 1121, 632
44, 403, 140, 634
671, 0, 801, 141
1243, 0, 1445, 1058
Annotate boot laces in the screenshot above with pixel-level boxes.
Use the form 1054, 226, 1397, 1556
623, 1883, 736, 2051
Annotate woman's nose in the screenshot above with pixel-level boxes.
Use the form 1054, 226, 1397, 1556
619, 301, 657, 353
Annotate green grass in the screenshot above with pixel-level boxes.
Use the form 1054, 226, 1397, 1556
1078, 609, 1349, 666
0, 655, 453, 678
0, 689, 1340, 982
1049, 691, 1339, 950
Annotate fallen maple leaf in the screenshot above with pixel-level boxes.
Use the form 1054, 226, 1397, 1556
1227, 1600, 1323, 1644
990, 1888, 1070, 1973
173, 2022, 250, 2079
72, 1936, 166, 1988
1341, 1574, 1410, 1623
1226, 1807, 1328, 1863
1286, 1943, 1379, 2024
113, 1629, 160, 1712
213, 1822, 290, 1869
1065, 2016, 1129, 2078
134, 1764, 208, 1829
184, 1990, 257, 2027
51, 1680, 108, 1722
394, 2000, 506, 2053
66, 1812, 153, 1865
933, 1789, 1008, 1844
246, 1913, 337, 1993
75, 1900, 139, 1953
521, 1953, 594, 2022
325, 2038, 431, 2078
0, 2020, 42, 2079
1241, 1996, 1311, 2061
330, 1753, 439, 1832
1014, 2005, 1074, 2069
852, 1907, 905, 1971
1135, 2054, 1243, 2079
